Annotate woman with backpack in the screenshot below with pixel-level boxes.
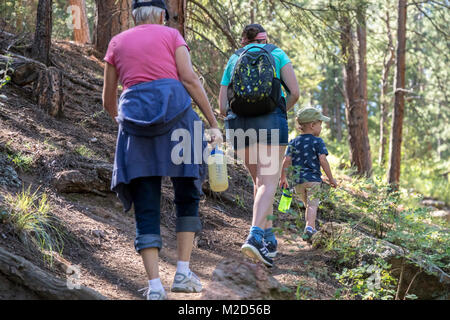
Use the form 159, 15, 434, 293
218, 24, 300, 267
102, 0, 221, 299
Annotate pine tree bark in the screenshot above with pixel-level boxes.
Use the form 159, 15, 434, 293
388, 0, 408, 189
379, 9, 395, 166
340, 10, 372, 176
16, 2, 26, 33
93, 0, 131, 56
31, 0, 52, 66
166, 0, 186, 37
69, 0, 91, 44
33, 66, 64, 117
335, 102, 342, 142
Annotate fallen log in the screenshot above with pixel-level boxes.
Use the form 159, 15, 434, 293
0, 247, 106, 300
0, 53, 44, 86
0, 52, 64, 117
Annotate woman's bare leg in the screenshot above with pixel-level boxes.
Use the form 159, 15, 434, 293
176, 231, 195, 261
252, 144, 285, 228
140, 248, 159, 280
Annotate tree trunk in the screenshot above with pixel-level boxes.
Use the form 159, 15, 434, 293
379, 9, 395, 166
388, 0, 408, 189
166, 0, 187, 37
33, 66, 64, 117
93, 0, 131, 57
335, 103, 342, 142
31, 0, 52, 66
250, 0, 255, 24
16, 2, 26, 33
69, 0, 91, 44
355, 7, 372, 176
340, 11, 372, 176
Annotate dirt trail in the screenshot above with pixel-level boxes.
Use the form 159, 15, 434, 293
0, 39, 341, 300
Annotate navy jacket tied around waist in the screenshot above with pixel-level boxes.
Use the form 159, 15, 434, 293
117, 78, 192, 137
112, 79, 207, 212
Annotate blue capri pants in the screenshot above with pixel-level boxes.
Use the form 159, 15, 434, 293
129, 176, 202, 252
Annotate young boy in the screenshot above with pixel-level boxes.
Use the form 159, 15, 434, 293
279, 107, 337, 243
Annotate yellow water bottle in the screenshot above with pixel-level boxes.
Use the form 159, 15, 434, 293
278, 188, 292, 213
208, 146, 228, 192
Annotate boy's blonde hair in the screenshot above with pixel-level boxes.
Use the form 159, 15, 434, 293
296, 119, 318, 133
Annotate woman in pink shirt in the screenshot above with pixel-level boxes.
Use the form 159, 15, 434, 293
102, 0, 221, 300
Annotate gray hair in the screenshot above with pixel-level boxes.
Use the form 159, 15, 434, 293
132, 1, 165, 25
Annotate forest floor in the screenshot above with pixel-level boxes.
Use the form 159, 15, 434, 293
0, 39, 343, 300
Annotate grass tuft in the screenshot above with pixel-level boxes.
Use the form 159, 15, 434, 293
3, 186, 65, 265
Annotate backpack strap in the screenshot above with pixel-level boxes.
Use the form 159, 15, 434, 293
264, 44, 291, 95
263, 43, 277, 53
233, 48, 245, 57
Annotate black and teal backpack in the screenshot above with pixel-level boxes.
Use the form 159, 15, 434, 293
227, 44, 289, 117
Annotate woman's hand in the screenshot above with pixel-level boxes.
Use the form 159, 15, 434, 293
206, 127, 223, 148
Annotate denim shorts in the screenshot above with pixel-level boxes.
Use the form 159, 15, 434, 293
225, 100, 289, 150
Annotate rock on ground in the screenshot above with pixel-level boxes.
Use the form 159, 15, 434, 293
430, 210, 450, 223
201, 258, 291, 300
52, 163, 112, 194
0, 154, 21, 189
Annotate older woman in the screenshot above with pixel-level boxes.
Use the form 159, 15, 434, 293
219, 24, 300, 267
102, 0, 221, 300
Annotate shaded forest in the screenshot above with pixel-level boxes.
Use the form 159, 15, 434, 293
0, 0, 448, 301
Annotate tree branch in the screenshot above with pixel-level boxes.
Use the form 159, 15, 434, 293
413, 2, 449, 38
189, 0, 239, 50
185, 26, 228, 58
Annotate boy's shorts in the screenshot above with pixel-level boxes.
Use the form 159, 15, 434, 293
295, 182, 322, 209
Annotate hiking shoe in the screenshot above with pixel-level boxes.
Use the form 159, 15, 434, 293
241, 236, 274, 267
139, 287, 167, 300
302, 228, 317, 244
265, 240, 278, 258
171, 271, 202, 293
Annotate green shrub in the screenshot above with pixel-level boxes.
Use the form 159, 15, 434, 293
75, 145, 99, 160
334, 258, 398, 300
7, 152, 34, 172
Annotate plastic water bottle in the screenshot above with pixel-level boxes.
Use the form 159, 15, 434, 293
278, 188, 292, 213
208, 147, 228, 192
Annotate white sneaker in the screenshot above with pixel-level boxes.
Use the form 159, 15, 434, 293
138, 287, 167, 300
171, 271, 202, 293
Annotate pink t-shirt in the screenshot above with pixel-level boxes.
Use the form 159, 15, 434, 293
104, 24, 189, 90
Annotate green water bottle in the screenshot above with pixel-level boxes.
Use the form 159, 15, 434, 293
278, 189, 293, 213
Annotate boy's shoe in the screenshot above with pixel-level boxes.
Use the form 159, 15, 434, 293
265, 240, 278, 258
302, 228, 317, 244
171, 271, 202, 293
241, 236, 274, 267
139, 287, 167, 300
